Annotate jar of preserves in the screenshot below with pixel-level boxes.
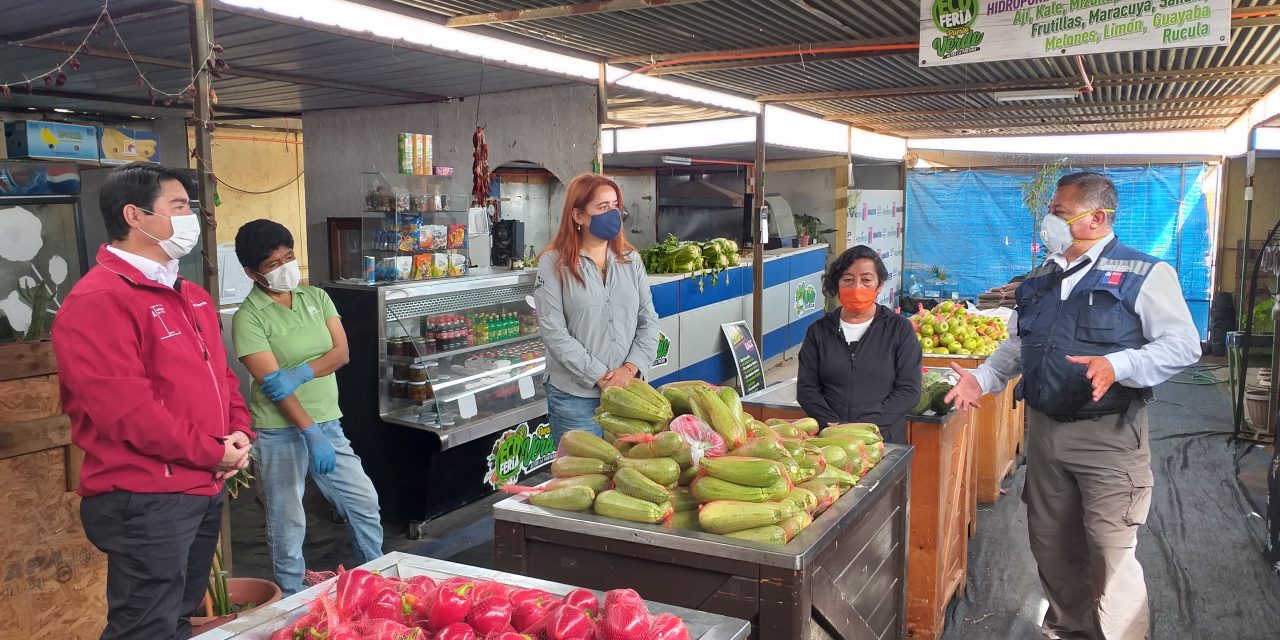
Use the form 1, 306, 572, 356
392, 364, 411, 379
407, 381, 431, 402
410, 337, 428, 357
390, 378, 409, 399
407, 364, 429, 383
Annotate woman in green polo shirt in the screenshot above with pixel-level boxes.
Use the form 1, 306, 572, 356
231, 219, 383, 595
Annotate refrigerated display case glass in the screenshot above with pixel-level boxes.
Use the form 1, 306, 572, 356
365, 271, 546, 446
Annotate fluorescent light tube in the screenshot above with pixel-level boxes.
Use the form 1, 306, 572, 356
992, 89, 1080, 102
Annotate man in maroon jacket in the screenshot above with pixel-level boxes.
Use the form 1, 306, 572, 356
52, 163, 253, 640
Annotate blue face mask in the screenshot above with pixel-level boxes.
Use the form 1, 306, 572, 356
587, 208, 623, 241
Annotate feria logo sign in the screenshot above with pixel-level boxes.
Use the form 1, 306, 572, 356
932, 0, 977, 31
930, 0, 984, 59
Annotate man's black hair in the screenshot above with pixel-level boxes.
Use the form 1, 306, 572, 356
235, 219, 294, 271
822, 245, 889, 298
99, 162, 194, 242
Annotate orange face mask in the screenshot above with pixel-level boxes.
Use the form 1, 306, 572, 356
838, 287, 878, 314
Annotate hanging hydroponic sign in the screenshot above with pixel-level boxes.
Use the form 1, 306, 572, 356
919, 0, 1231, 67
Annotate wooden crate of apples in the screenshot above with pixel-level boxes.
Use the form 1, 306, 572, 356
910, 301, 1009, 357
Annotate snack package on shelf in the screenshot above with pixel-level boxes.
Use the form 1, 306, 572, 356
448, 253, 468, 277
412, 254, 433, 280
399, 222, 419, 252
395, 256, 414, 281
448, 224, 467, 249
430, 225, 449, 250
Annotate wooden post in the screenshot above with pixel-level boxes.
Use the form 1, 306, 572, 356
189, 0, 231, 574
596, 62, 607, 174
189, 0, 219, 305
752, 107, 766, 348
834, 159, 850, 256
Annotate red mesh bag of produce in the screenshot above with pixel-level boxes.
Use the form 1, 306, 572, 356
598, 601, 653, 640
647, 613, 692, 640
467, 594, 515, 635
668, 415, 726, 466
525, 603, 597, 640
481, 632, 536, 640
432, 621, 478, 640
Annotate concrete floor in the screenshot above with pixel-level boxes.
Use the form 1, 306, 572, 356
941, 362, 1280, 640
230, 355, 1280, 638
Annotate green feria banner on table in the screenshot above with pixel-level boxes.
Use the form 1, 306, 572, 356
918, 0, 1230, 67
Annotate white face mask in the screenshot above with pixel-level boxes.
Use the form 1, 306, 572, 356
1040, 209, 1106, 255
138, 208, 201, 259
259, 259, 301, 293
1040, 214, 1075, 255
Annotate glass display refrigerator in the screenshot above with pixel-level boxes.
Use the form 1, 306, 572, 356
326, 172, 549, 538
327, 272, 548, 538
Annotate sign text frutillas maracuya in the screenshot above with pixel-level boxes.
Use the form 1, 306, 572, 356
919, 0, 1229, 67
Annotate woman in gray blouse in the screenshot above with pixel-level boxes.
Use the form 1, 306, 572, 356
534, 173, 660, 442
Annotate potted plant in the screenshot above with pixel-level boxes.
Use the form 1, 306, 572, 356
793, 214, 834, 248
190, 470, 282, 635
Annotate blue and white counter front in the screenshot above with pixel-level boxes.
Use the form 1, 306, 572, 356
647, 244, 829, 387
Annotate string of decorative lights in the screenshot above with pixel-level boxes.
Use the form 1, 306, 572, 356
0, 1, 227, 107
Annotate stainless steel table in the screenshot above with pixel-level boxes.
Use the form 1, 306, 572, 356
193, 552, 750, 640
494, 445, 914, 639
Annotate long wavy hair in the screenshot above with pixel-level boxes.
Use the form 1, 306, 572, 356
543, 173, 635, 287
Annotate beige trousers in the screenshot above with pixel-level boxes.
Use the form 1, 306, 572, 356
1024, 401, 1153, 640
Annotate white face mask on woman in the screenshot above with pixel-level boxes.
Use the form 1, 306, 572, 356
259, 259, 302, 293
138, 209, 202, 260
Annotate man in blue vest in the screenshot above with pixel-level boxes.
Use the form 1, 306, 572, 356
947, 172, 1201, 640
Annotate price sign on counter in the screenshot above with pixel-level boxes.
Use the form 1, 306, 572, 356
518, 376, 535, 400
457, 394, 478, 419
721, 321, 766, 396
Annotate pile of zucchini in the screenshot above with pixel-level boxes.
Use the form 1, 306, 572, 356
518, 377, 890, 547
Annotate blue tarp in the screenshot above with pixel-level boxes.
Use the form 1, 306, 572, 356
905, 165, 1213, 337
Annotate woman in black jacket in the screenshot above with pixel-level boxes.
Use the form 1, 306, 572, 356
797, 245, 922, 444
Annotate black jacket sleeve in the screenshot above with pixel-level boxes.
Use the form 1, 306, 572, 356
865, 319, 923, 426
797, 322, 841, 426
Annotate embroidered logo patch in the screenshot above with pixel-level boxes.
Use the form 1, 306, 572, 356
150, 305, 181, 340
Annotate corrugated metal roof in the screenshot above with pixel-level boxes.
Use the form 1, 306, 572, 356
0, 0, 575, 119
395, 0, 1280, 136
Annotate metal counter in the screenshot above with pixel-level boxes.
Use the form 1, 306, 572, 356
194, 552, 750, 640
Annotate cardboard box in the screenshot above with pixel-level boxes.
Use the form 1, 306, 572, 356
398, 133, 413, 175
97, 126, 159, 165
413, 134, 426, 175
420, 134, 433, 175
4, 121, 99, 162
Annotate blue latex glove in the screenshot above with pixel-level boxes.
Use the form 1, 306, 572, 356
301, 425, 336, 475
261, 364, 315, 402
